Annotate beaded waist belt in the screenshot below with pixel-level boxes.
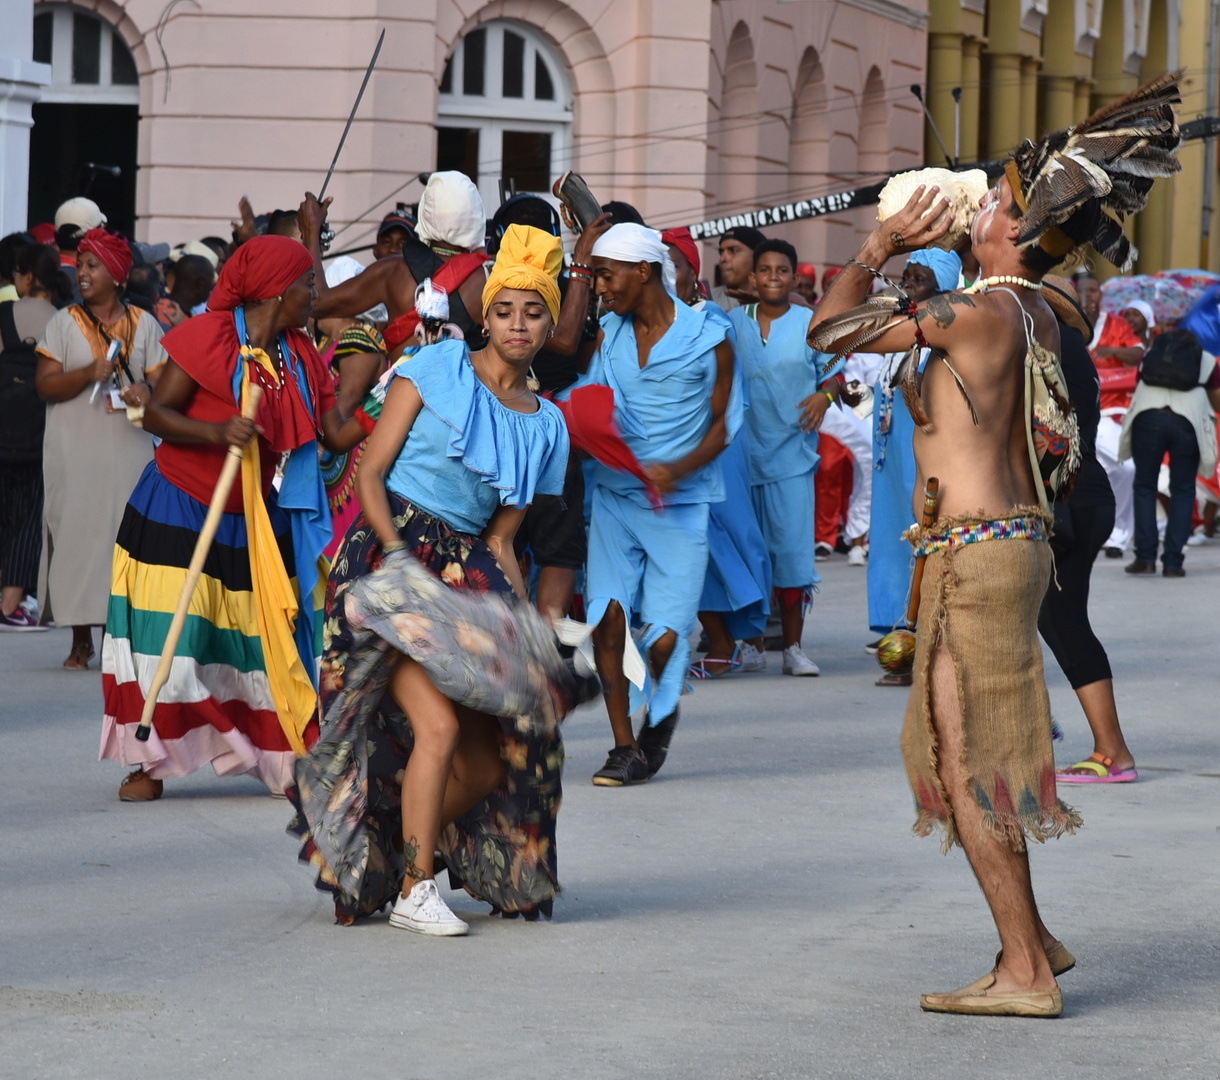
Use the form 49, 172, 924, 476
910, 516, 1049, 558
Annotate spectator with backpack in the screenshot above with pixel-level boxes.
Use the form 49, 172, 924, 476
0, 243, 59, 630
1120, 328, 1220, 577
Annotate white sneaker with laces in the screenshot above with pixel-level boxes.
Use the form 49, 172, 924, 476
389, 879, 469, 936
739, 642, 767, 671
846, 545, 867, 567
782, 644, 820, 676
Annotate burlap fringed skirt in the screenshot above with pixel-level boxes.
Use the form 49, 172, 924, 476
901, 513, 1082, 852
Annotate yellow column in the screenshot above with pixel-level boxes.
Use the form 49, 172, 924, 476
1040, 0, 1080, 132
927, 32, 964, 165
1135, 0, 1174, 273
1073, 79, 1092, 124
988, 54, 1023, 155
960, 38, 982, 162
1020, 56, 1039, 141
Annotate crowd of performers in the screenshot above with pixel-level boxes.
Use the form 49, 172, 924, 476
13, 70, 1196, 1014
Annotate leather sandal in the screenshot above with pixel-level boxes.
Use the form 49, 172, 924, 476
64, 641, 95, 670
920, 971, 1062, 1017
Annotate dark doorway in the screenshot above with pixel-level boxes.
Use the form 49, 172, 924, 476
28, 102, 138, 237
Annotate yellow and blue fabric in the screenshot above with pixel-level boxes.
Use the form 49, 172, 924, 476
385, 338, 569, 533
234, 348, 323, 754
233, 306, 331, 693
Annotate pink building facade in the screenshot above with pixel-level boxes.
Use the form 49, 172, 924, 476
7, 0, 928, 272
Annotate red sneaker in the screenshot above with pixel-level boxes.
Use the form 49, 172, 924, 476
0, 608, 47, 632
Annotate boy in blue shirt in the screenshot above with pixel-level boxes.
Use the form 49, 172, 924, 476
730, 239, 844, 675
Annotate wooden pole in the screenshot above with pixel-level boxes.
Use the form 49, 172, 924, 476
135, 386, 263, 742
904, 476, 940, 630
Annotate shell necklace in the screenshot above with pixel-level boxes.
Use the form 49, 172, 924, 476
964, 275, 1042, 294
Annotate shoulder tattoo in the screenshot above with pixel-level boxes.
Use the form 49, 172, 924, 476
920, 291, 976, 330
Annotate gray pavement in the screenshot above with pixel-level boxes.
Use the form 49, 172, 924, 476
2, 542, 1219, 1079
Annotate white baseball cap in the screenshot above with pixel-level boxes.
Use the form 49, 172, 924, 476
54, 197, 107, 235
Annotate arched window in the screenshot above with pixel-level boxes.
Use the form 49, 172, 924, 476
29, 4, 139, 234
437, 20, 572, 213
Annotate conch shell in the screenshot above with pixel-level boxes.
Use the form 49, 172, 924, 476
876, 168, 989, 250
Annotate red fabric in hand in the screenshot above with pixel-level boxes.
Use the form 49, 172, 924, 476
553, 383, 662, 509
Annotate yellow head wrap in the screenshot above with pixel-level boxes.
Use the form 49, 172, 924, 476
482, 224, 563, 324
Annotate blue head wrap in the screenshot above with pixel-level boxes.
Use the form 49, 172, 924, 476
906, 249, 962, 293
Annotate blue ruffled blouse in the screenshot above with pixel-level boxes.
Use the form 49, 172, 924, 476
385, 339, 570, 535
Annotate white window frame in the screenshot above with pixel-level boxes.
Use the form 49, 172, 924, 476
34, 3, 140, 106
438, 20, 573, 214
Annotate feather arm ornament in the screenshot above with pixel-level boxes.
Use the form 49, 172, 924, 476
807, 296, 904, 360
1009, 69, 1183, 270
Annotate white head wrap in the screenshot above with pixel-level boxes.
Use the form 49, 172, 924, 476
1123, 298, 1156, 329
323, 254, 387, 324
415, 171, 486, 251
592, 222, 677, 297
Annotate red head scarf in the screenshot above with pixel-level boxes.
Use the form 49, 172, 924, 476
821, 266, 842, 292
78, 229, 133, 286
796, 262, 817, 283
208, 235, 313, 312
661, 227, 700, 278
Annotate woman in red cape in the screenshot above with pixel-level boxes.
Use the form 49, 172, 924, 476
100, 235, 347, 802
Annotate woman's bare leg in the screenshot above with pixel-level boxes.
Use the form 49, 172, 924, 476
696, 611, 737, 674
440, 708, 506, 824
1061, 678, 1135, 773
389, 656, 460, 892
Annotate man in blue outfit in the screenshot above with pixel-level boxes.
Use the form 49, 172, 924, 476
582, 223, 739, 785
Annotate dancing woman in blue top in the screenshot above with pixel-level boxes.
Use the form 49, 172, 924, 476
291, 226, 574, 934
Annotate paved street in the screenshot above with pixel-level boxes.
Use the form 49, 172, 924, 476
3, 544, 1219, 1079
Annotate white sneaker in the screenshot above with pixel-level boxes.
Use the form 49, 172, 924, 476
846, 545, 867, 567
389, 879, 469, 936
739, 642, 767, 671
782, 644, 820, 676
1187, 528, 1213, 547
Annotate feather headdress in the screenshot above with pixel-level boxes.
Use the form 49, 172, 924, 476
1008, 70, 1183, 270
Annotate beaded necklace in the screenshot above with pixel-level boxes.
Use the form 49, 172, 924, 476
964, 275, 1042, 294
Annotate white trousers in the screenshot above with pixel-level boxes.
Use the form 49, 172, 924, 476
821, 405, 873, 542
1095, 414, 1134, 550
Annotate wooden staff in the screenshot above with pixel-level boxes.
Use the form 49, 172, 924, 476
905, 476, 940, 630
135, 386, 263, 742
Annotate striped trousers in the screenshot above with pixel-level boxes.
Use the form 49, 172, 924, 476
0, 461, 43, 594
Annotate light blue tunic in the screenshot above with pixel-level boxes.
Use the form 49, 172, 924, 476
867, 353, 921, 634
386, 339, 569, 535
731, 304, 842, 593
696, 303, 770, 638
730, 304, 843, 485
581, 300, 743, 507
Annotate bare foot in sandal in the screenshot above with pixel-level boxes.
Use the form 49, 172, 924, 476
64, 636, 95, 670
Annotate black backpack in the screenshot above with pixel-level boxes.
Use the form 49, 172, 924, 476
1139, 329, 1204, 392
0, 301, 47, 463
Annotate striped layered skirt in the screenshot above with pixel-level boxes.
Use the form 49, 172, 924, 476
100, 461, 319, 794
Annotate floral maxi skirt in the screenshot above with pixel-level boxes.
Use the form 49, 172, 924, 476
289, 495, 573, 923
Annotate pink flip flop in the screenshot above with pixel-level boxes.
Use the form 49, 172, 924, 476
1057, 752, 1138, 784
